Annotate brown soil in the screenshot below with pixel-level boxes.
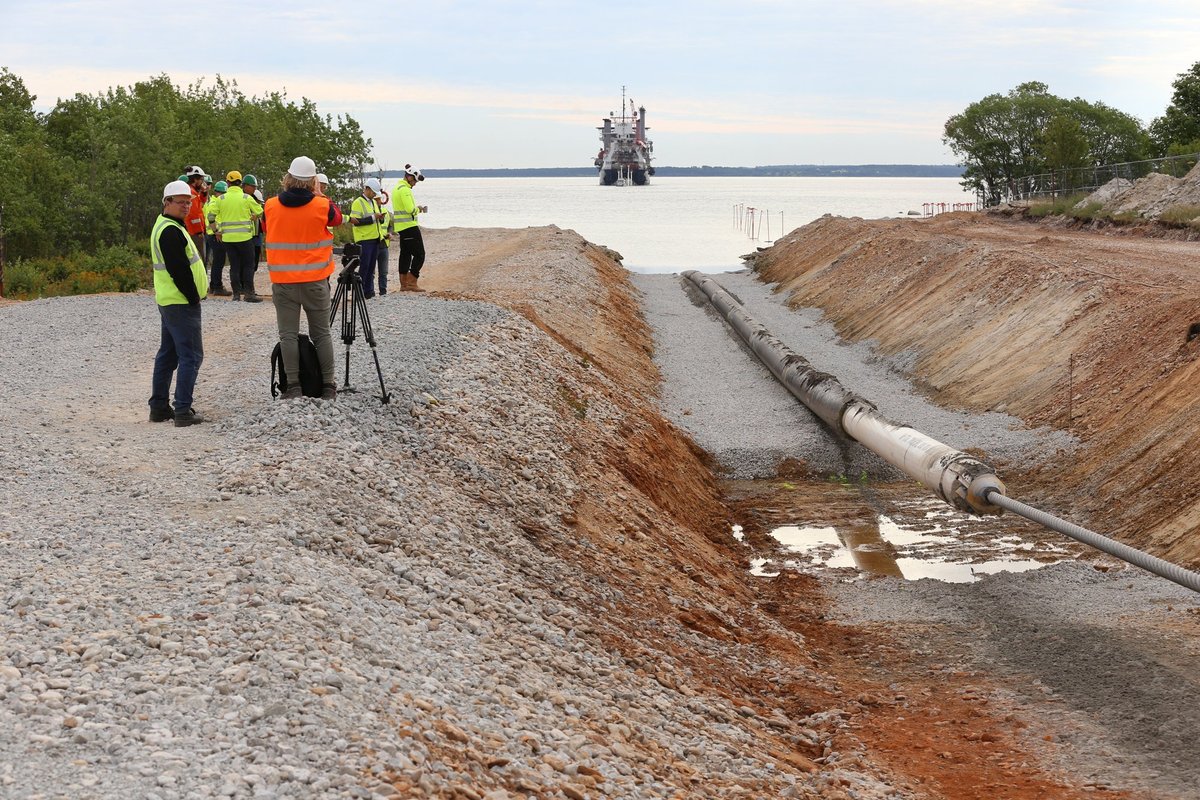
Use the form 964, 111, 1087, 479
417, 225, 1123, 798
751, 212, 1200, 567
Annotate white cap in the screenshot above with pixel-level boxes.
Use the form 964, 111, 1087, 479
315, 173, 328, 185
364, 177, 382, 193
287, 155, 318, 179
163, 180, 192, 200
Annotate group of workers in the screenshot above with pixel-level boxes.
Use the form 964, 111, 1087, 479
150, 157, 427, 426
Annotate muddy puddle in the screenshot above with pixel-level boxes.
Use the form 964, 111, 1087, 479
726, 479, 1094, 584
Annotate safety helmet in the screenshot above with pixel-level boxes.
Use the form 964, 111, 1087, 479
288, 156, 318, 179
404, 164, 424, 182
185, 165, 206, 178
364, 177, 382, 194
204, 174, 213, 184
315, 172, 329, 186
213, 180, 228, 193
253, 189, 264, 203
177, 174, 187, 182
163, 180, 192, 200
242, 174, 258, 187
226, 170, 242, 182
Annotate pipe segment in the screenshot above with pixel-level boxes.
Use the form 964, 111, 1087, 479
681, 271, 1004, 514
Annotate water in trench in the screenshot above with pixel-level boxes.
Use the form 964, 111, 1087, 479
729, 481, 1081, 584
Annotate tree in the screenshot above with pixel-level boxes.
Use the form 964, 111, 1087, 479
943, 82, 1059, 204
1150, 61, 1200, 154
945, 82, 1150, 204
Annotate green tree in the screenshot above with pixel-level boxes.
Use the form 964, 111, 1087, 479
1149, 61, 1200, 154
0, 68, 64, 260
1039, 114, 1090, 190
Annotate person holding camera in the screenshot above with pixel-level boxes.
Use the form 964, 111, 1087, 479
149, 180, 209, 427
263, 156, 343, 400
393, 164, 427, 292
349, 177, 387, 298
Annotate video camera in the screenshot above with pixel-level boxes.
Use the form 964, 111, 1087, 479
336, 242, 361, 276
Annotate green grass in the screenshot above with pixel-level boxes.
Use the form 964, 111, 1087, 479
1027, 193, 1091, 218
1159, 205, 1200, 227
3, 244, 151, 300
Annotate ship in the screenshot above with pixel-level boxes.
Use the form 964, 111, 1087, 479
594, 87, 654, 186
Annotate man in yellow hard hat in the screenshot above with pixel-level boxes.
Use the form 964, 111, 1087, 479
214, 170, 264, 302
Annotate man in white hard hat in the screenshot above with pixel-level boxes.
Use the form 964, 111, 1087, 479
393, 164, 428, 292
263, 156, 344, 400
149, 180, 209, 427
349, 177, 387, 298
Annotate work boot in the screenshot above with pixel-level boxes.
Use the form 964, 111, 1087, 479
174, 408, 205, 427
279, 386, 302, 400
409, 275, 426, 293
149, 406, 174, 423
399, 273, 413, 291
320, 383, 338, 401
211, 286, 232, 296
231, 292, 241, 302
242, 293, 263, 303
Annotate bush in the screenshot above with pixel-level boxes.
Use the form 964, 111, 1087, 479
2, 244, 151, 299
1159, 205, 1200, 226
1027, 193, 1090, 218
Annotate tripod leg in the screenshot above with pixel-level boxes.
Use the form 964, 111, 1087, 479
350, 281, 391, 404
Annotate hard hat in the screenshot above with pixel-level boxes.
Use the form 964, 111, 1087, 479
185, 165, 206, 178
253, 189, 264, 203
404, 164, 424, 182
163, 180, 192, 200
288, 156, 318, 179
226, 170, 242, 182
315, 172, 329, 185
177, 174, 187, 181
242, 174, 258, 187
364, 177, 382, 194
213, 180, 228, 193
204, 174, 213, 184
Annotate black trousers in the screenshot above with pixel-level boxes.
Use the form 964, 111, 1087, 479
225, 240, 256, 295
396, 228, 425, 278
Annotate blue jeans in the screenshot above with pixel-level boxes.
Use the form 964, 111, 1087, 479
150, 303, 204, 413
357, 238, 380, 298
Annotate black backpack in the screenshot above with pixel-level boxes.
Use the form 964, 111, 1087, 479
271, 335, 324, 398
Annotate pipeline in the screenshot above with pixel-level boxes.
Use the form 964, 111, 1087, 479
681, 271, 1005, 515
681, 271, 1200, 594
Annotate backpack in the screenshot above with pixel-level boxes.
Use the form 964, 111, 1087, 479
271, 335, 324, 398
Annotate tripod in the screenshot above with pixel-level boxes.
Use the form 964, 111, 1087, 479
329, 248, 391, 404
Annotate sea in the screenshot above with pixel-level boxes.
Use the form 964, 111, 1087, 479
408, 176, 975, 273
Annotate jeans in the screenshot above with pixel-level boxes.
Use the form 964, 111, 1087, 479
377, 242, 389, 293
150, 303, 204, 413
225, 239, 256, 295
272, 280, 336, 386
357, 238, 380, 298
396, 228, 425, 278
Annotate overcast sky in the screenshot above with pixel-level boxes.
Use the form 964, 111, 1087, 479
2, 0, 1198, 169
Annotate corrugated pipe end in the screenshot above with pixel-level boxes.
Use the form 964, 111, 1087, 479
965, 473, 1007, 515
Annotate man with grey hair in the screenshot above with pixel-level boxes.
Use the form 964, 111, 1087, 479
263, 156, 344, 400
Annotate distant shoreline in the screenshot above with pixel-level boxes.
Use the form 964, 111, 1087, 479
380, 165, 965, 179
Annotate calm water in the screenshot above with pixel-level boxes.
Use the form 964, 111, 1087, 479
409, 176, 974, 273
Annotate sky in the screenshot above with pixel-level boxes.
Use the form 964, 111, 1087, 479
2, 0, 1198, 169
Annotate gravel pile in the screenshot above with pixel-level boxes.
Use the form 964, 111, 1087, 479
633, 269, 1075, 480
0, 272, 883, 798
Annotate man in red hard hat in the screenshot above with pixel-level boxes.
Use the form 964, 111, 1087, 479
263, 156, 343, 400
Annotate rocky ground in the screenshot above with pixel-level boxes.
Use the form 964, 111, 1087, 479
1, 220, 1198, 799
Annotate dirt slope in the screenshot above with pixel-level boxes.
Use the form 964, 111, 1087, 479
749, 213, 1200, 565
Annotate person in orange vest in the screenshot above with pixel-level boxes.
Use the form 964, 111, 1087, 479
263, 156, 344, 400
183, 165, 209, 261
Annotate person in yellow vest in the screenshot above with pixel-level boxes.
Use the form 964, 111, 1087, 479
204, 180, 231, 295
349, 177, 386, 298
149, 181, 209, 427
264, 156, 344, 400
393, 164, 427, 292
214, 170, 264, 302
377, 202, 393, 295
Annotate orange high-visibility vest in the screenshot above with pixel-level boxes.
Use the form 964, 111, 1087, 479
264, 196, 335, 284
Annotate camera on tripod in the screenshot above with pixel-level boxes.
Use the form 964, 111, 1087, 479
337, 242, 361, 275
